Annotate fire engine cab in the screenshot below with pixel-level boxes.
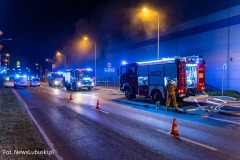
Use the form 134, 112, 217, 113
119, 56, 206, 102
63, 68, 95, 91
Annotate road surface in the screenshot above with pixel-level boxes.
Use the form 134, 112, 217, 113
14, 86, 240, 160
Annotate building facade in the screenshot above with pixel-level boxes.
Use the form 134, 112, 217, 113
103, 4, 240, 91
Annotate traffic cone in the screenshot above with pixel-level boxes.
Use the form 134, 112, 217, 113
69, 93, 73, 100
170, 118, 179, 136
96, 100, 100, 109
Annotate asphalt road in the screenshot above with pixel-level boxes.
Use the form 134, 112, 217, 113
14, 86, 240, 160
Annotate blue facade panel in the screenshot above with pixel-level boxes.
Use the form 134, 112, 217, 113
103, 5, 240, 91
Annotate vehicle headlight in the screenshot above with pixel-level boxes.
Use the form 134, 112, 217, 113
54, 81, 59, 85
91, 82, 94, 86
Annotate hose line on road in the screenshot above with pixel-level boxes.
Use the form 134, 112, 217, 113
206, 97, 240, 116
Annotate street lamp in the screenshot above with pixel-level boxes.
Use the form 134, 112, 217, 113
35, 63, 42, 78
83, 37, 97, 86
46, 58, 53, 72
0, 53, 10, 67
56, 52, 66, 70
0, 38, 12, 42
142, 7, 160, 59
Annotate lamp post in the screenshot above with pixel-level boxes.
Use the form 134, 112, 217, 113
0, 38, 12, 66
84, 37, 97, 86
35, 63, 42, 78
46, 58, 53, 72
142, 7, 160, 59
0, 38, 12, 42
56, 52, 66, 70
0, 53, 10, 67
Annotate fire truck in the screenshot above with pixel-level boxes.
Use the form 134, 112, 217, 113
119, 56, 206, 102
63, 68, 95, 91
48, 72, 64, 87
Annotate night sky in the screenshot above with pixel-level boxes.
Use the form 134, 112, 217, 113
0, 0, 239, 70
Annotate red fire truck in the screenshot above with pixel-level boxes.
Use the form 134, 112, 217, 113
63, 68, 95, 91
119, 56, 206, 102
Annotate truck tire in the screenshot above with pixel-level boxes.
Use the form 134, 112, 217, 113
88, 87, 93, 90
125, 87, 132, 99
152, 91, 162, 102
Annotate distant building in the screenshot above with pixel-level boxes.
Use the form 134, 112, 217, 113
8, 56, 29, 75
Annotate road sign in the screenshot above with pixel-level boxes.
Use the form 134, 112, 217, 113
107, 63, 112, 68
104, 67, 115, 72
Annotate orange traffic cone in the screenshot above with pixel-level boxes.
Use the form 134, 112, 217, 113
69, 93, 73, 100
170, 118, 179, 136
96, 100, 100, 109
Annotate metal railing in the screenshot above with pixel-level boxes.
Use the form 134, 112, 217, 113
205, 83, 221, 92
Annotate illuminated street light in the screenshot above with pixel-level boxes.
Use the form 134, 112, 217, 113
46, 58, 54, 72
0, 37, 12, 66
56, 51, 66, 70
142, 7, 160, 59
0, 53, 10, 67
35, 63, 43, 78
84, 37, 97, 86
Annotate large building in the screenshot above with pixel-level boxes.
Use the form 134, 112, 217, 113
103, 4, 240, 91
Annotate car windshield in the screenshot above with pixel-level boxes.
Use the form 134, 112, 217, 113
15, 77, 27, 82
32, 79, 40, 82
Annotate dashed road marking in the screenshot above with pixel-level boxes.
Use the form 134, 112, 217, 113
58, 96, 64, 98
156, 129, 217, 151
203, 116, 240, 125
91, 107, 109, 114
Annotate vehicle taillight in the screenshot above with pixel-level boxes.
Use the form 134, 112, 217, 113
178, 89, 183, 93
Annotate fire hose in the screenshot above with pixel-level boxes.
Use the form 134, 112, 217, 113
203, 97, 240, 116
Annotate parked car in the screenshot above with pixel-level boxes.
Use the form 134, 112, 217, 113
14, 75, 28, 88
30, 78, 40, 87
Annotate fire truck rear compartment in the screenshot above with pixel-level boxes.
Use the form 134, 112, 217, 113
186, 64, 197, 89
186, 64, 198, 96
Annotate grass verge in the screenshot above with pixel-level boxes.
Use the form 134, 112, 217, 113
207, 90, 240, 99
0, 88, 52, 160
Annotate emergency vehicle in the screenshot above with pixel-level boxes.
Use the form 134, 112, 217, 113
63, 68, 95, 91
47, 72, 64, 87
119, 56, 206, 102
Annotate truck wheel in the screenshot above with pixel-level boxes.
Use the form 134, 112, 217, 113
125, 88, 132, 99
152, 91, 162, 102
88, 87, 92, 90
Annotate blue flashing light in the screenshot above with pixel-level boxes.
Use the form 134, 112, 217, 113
16, 74, 20, 78
56, 72, 63, 74
86, 68, 92, 71
121, 60, 127, 65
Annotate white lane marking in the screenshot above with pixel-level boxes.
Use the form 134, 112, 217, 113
58, 96, 64, 98
203, 116, 240, 125
156, 129, 217, 151
91, 107, 109, 114
12, 89, 63, 160
71, 101, 78, 103
42, 91, 46, 92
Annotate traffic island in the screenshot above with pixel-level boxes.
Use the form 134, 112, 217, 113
0, 89, 53, 160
